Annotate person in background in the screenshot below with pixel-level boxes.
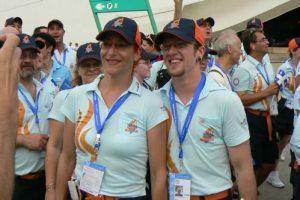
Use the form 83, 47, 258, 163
208, 29, 242, 90
134, 49, 157, 90
14, 34, 53, 200
232, 28, 279, 191
33, 32, 72, 90
200, 46, 217, 72
141, 34, 161, 59
45, 42, 102, 200
48, 19, 76, 71
33, 26, 48, 35
4, 17, 23, 33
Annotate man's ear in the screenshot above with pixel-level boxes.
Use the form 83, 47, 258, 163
228, 46, 233, 54
197, 45, 205, 61
250, 43, 256, 51
134, 47, 141, 62
47, 46, 53, 55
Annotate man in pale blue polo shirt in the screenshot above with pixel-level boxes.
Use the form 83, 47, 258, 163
155, 18, 256, 200
232, 28, 279, 190
14, 33, 53, 200
33, 32, 72, 90
48, 19, 76, 71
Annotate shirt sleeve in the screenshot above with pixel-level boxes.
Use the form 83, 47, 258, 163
291, 117, 300, 163
61, 88, 77, 123
145, 92, 169, 131
231, 67, 251, 92
221, 92, 250, 147
296, 64, 300, 77
48, 90, 69, 122
66, 68, 73, 83
294, 87, 300, 111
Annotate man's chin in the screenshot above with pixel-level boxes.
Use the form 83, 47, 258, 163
20, 71, 34, 79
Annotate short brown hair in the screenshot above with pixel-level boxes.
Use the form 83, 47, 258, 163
242, 28, 263, 55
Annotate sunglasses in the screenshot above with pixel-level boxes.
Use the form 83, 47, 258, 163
35, 40, 46, 49
145, 34, 154, 44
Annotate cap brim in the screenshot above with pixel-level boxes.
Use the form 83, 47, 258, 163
96, 29, 134, 44
206, 47, 217, 55
155, 31, 193, 46
20, 46, 40, 53
141, 49, 158, 61
77, 56, 101, 65
246, 24, 261, 29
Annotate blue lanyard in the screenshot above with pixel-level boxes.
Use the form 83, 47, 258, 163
208, 55, 214, 68
169, 73, 206, 159
248, 58, 270, 85
53, 49, 67, 66
18, 87, 41, 124
215, 63, 233, 90
40, 74, 48, 84
92, 91, 131, 153
257, 64, 270, 85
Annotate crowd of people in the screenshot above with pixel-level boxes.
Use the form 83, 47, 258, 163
0, 1, 299, 200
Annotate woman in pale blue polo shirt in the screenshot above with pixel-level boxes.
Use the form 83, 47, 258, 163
56, 17, 168, 200
45, 42, 102, 199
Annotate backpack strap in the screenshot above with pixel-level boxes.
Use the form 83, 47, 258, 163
208, 69, 224, 77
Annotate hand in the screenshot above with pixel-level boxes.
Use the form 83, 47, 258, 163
0, 30, 21, 109
23, 134, 49, 151
264, 83, 279, 96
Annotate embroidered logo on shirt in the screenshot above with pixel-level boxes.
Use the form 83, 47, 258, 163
241, 118, 248, 129
170, 19, 180, 29
112, 17, 124, 27
125, 120, 138, 133
200, 127, 215, 142
233, 78, 239, 86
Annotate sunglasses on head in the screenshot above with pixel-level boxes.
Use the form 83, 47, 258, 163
35, 40, 46, 49
145, 34, 154, 44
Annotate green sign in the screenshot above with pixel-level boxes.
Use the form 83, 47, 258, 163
90, 0, 147, 12
89, 0, 158, 33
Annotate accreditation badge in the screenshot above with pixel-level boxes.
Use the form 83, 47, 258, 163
284, 98, 293, 109
79, 162, 105, 196
169, 173, 192, 200
270, 95, 278, 116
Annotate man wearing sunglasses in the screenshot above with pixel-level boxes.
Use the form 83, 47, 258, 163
13, 34, 53, 200
33, 32, 72, 91
232, 29, 279, 192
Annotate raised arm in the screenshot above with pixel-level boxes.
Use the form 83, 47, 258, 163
0, 31, 21, 200
173, 0, 183, 19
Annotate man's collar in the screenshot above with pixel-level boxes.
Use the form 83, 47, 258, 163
86, 75, 142, 96
160, 75, 225, 103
